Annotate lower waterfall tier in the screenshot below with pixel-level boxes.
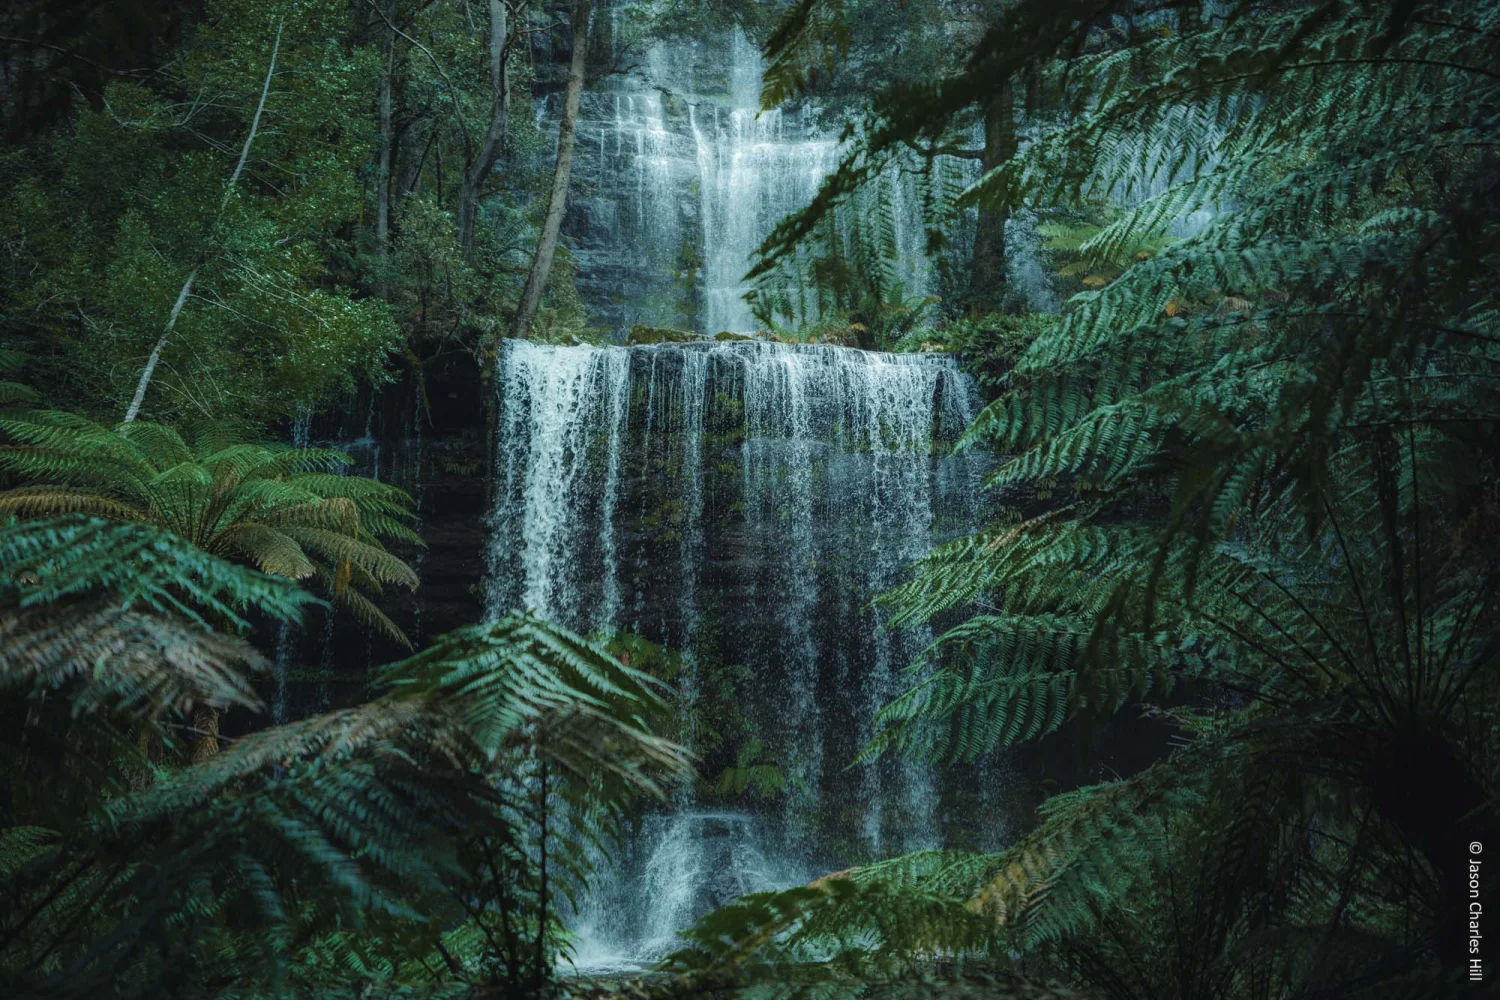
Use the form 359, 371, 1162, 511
486, 339, 1014, 961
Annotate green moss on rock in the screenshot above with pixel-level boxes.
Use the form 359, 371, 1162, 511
627, 325, 702, 345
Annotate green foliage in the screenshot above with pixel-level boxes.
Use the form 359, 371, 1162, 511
603, 630, 784, 805
680, 0, 1500, 995
0, 507, 690, 999
0, 409, 420, 644
0, 513, 315, 869
713, 737, 791, 801
0, 0, 602, 427
759, 0, 853, 110
0, 0, 401, 424
0, 513, 314, 629
895, 314, 1053, 392
0, 515, 316, 730
747, 158, 967, 345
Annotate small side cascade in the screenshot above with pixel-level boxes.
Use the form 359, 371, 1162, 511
487, 338, 989, 965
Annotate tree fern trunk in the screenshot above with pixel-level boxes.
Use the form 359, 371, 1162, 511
188, 706, 220, 763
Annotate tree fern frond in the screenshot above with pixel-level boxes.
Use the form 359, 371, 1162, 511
0, 486, 146, 521
210, 523, 318, 579
277, 525, 418, 589
0, 381, 40, 406
0, 413, 416, 626
114, 422, 193, 468
0, 601, 265, 718
0, 516, 316, 629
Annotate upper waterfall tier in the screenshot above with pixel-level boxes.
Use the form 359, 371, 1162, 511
554, 26, 955, 334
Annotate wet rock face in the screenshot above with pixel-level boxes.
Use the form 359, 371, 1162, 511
267, 349, 490, 719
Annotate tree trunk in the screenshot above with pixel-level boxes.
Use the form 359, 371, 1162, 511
510, 0, 590, 339
123, 267, 198, 424
375, 16, 394, 273
188, 706, 221, 763
457, 0, 513, 253
969, 78, 1015, 314
123, 23, 281, 423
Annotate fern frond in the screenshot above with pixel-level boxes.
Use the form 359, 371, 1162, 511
0, 600, 265, 718
0, 516, 316, 629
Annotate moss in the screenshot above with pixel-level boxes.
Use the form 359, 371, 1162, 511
627, 325, 702, 345
712, 330, 756, 341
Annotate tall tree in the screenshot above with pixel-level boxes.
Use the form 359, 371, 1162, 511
123, 21, 282, 424
456, 0, 518, 253
1, 0, 400, 426
969, 78, 1015, 311
510, 0, 591, 340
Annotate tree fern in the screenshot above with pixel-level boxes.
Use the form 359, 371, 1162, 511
0, 410, 420, 644
694, 1, 1500, 994
1, 516, 317, 721
1, 611, 691, 998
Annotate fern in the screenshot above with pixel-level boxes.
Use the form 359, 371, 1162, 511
696, 1, 1500, 995
0, 410, 420, 644
0, 515, 315, 629
1, 611, 691, 998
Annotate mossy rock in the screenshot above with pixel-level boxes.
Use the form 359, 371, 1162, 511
628, 325, 703, 345
713, 331, 756, 342
809, 323, 864, 347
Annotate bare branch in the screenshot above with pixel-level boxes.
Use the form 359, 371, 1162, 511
0, 34, 155, 77
123, 21, 283, 424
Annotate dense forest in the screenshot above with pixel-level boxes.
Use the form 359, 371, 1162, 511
1, 0, 1496, 997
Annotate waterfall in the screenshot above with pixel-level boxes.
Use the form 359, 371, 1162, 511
569, 810, 803, 971
565, 25, 955, 335
488, 343, 634, 624
488, 338, 984, 965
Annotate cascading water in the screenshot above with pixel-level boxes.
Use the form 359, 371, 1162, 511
499, 12, 1040, 972
566, 25, 952, 334
487, 339, 988, 966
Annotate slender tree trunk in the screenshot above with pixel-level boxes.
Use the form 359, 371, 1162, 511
510, 0, 589, 339
457, 0, 513, 253
123, 269, 198, 424
969, 77, 1015, 314
375, 15, 394, 271
123, 23, 282, 423
399, 126, 433, 200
